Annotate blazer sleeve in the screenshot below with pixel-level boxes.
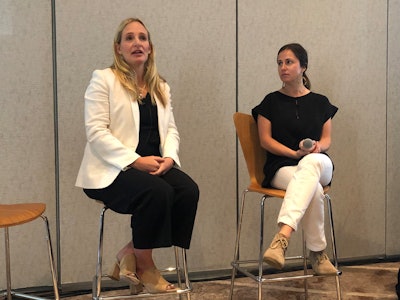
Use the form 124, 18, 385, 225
84, 69, 140, 170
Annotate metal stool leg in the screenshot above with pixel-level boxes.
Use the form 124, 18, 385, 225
182, 249, 192, 300
174, 247, 182, 286
257, 196, 266, 300
175, 247, 191, 300
229, 190, 248, 300
325, 195, 342, 300
41, 216, 60, 300
93, 206, 107, 300
174, 247, 183, 300
302, 230, 308, 300
4, 227, 12, 300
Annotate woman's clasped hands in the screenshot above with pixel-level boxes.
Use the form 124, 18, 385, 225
296, 139, 321, 158
131, 156, 174, 175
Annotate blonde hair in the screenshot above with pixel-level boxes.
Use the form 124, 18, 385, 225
111, 18, 167, 106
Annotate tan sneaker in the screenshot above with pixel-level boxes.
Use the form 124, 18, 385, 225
263, 233, 289, 269
309, 250, 338, 275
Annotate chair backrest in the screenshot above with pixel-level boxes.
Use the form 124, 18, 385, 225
233, 112, 267, 188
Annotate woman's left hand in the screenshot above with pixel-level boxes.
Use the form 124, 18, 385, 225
311, 141, 321, 153
150, 157, 174, 176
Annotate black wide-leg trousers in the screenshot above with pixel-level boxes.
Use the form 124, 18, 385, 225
84, 167, 199, 249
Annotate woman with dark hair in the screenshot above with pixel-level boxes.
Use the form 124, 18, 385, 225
76, 18, 199, 294
252, 43, 338, 275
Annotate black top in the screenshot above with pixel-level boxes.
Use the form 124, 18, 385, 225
135, 93, 161, 157
252, 91, 338, 187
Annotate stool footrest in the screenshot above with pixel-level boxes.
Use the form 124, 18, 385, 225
4, 291, 54, 300
232, 262, 314, 283
93, 288, 192, 300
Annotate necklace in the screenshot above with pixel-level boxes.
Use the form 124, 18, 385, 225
138, 84, 146, 100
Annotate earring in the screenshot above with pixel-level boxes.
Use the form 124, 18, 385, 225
302, 76, 308, 87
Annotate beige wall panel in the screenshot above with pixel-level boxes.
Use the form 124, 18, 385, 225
387, 0, 400, 256
0, 0, 55, 289
237, 0, 388, 260
56, 0, 236, 284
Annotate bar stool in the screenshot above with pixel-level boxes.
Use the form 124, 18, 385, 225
0, 203, 59, 300
229, 112, 341, 300
92, 205, 192, 300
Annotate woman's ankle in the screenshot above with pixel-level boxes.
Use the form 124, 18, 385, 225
134, 249, 155, 275
116, 241, 135, 261
278, 224, 294, 239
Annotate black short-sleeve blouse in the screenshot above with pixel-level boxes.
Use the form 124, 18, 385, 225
135, 93, 161, 157
252, 91, 338, 187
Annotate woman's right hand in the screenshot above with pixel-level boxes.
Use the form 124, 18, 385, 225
295, 149, 310, 159
131, 156, 165, 173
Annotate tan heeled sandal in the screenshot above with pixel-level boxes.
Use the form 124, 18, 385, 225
139, 268, 177, 293
129, 282, 144, 295
109, 253, 141, 288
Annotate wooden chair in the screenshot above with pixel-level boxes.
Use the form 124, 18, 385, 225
0, 203, 59, 300
229, 112, 341, 300
92, 205, 192, 300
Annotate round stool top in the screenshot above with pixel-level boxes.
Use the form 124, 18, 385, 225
0, 203, 46, 228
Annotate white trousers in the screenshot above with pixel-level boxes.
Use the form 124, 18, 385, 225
270, 153, 333, 251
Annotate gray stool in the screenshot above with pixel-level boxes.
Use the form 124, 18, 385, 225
93, 206, 192, 300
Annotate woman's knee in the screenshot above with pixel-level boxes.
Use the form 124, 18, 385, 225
299, 154, 332, 171
177, 182, 200, 211
187, 181, 200, 201
168, 169, 200, 203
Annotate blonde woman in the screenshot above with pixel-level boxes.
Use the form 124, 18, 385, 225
76, 18, 199, 294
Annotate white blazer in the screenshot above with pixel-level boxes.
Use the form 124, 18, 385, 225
75, 68, 181, 189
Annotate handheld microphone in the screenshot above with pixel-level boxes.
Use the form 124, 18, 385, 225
300, 138, 315, 150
